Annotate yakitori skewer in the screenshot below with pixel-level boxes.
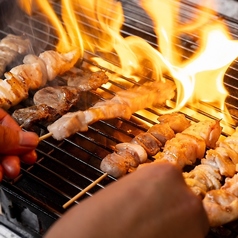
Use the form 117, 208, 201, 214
39, 132, 53, 141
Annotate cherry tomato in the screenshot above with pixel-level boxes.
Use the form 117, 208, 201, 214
1, 155, 21, 179
20, 150, 37, 164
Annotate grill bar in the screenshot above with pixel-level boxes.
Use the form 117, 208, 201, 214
1, 1, 238, 237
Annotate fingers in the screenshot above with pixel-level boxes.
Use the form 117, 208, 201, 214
0, 108, 20, 130
0, 126, 39, 154
0, 155, 21, 180
20, 150, 38, 164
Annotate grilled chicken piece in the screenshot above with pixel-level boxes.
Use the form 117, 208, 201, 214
12, 86, 80, 129
62, 68, 109, 91
203, 173, 238, 227
47, 80, 175, 140
0, 34, 31, 77
0, 49, 80, 109
100, 113, 191, 178
155, 120, 221, 168
184, 127, 238, 197
158, 112, 191, 133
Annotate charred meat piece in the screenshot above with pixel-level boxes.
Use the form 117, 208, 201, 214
33, 86, 80, 110
12, 104, 61, 129
12, 86, 81, 129
62, 68, 109, 91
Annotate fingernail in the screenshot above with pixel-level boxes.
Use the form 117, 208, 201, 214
19, 131, 39, 147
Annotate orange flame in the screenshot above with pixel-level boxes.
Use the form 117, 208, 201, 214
18, 0, 238, 131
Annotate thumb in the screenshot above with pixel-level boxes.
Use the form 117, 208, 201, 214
0, 125, 39, 155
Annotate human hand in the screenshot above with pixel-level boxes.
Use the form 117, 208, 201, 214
45, 161, 209, 238
0, 108, 39, 181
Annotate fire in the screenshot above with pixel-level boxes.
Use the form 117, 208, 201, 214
18, 0, 238, 131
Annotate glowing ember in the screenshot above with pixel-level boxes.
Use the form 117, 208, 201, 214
18, 0, 238, 132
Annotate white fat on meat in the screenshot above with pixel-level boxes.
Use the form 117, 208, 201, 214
0, 34, 30, 54
23, 54, 48, 86
39, 49, 80, 81
47, 111, 88, 140
8, 63, 44, 90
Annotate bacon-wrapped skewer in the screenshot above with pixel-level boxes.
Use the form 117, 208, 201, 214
0, 49, 80, 109
47, 80, 176, 140
100, 112, 191, 178
0, 34, 31, 77
184, 127, 238, 198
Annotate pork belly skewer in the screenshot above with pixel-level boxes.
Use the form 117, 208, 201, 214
0, 34, 31, 77
184, 127, 238, 198
47, 79, 176, 140
0, 49, 80, 109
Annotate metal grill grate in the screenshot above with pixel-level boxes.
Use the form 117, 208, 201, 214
2, 0, 238, 237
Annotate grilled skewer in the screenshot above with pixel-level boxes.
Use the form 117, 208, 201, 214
0, 49, 80, 109
184, 127, 238, 198
47, 80, 176, 140
0, 34, 31, 77
203, 172, 238, 227
12, 70, 109, 129
101, 116, 221, 178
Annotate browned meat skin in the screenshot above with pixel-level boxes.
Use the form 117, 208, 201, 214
100, 152, 129, 178
62, 69, 109, 91
158, 112, 191, 133
154, 120, 221, 170
12, 104, 60, 129
131, 132, 162, 156
33, 86, 80, 109
147, 123, 175, 146
12, 86, 81, 129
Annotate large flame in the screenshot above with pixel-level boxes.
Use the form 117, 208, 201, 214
18, 0, 238, 132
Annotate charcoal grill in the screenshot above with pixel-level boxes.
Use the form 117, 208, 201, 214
1, 0, 238, 237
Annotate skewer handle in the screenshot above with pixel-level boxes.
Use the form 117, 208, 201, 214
39, 132, 53, 141
63, 172, 108, 209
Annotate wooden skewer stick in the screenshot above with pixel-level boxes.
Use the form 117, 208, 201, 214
63, 172, 108, 209
39, 132, 53, 141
